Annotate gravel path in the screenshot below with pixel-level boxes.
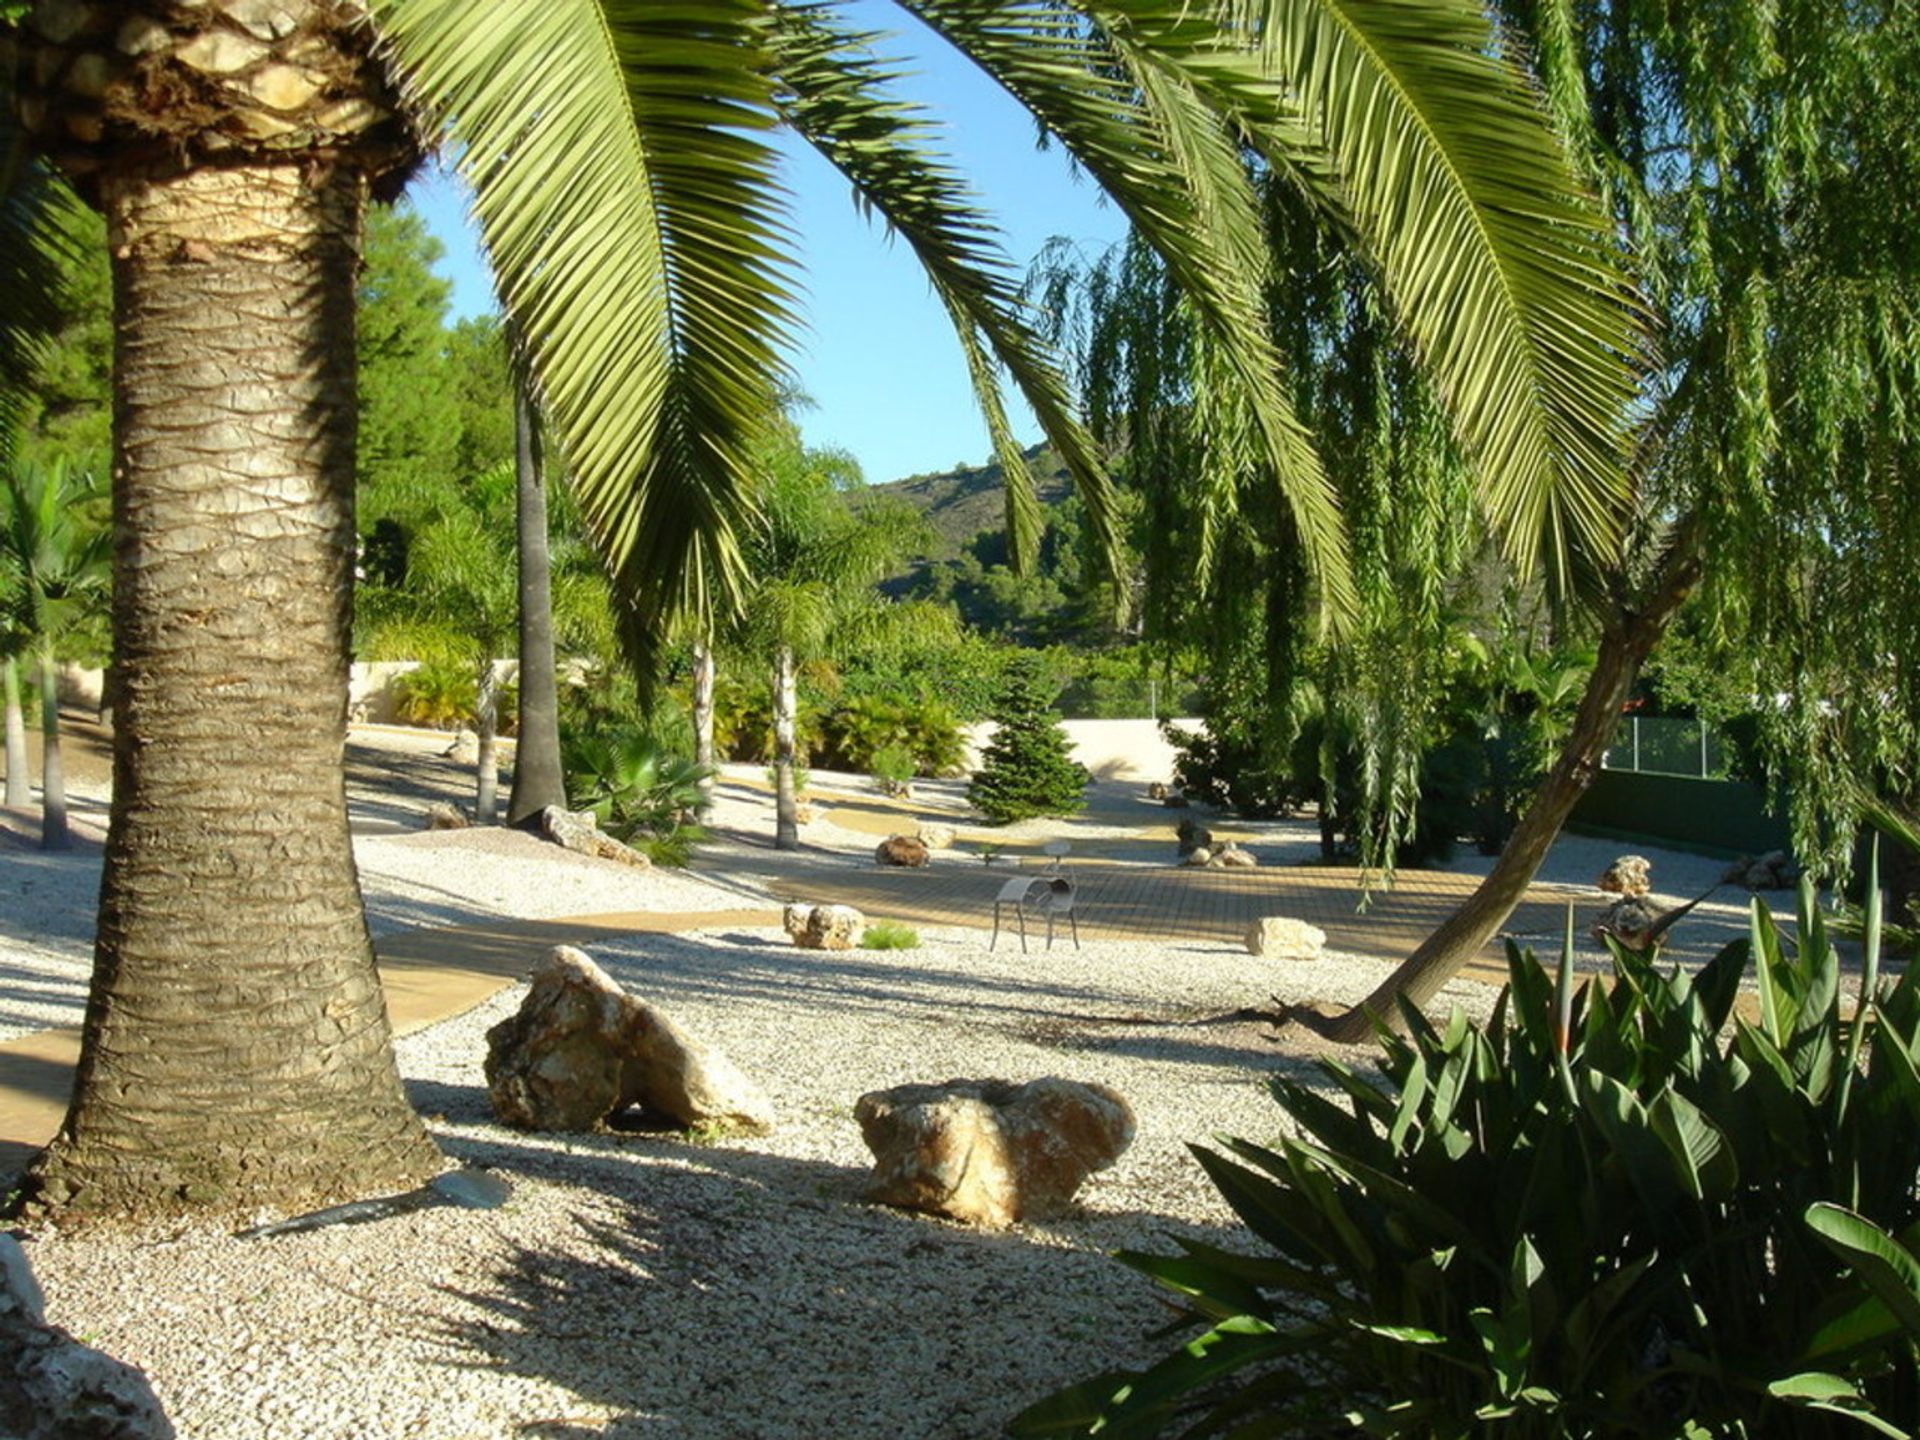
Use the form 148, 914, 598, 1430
4, 731, 1811, 1438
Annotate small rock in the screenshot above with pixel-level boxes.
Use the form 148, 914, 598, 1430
1183, 846, 1212, 867
855, 1077, 1135, 1228
537, 805, 651, 869
1745, 862, 1781, 891
2, 1234, 175, 1439
783, 903, 864, 951
1213, 842, 1258, 869
445, 727, 480, 764
1592, 896, 1658, 949
423, 801, 469, 830
917, 823, 957, 852
484, 946, 774, 1134
1176, 818, 1213, 855
876, 835, 931, 868
1721, 856, 1755, 885
1244, 917, 1326, 960
794, 801, 815, 826
1146, 781, 1169, 800
1598, 855, 1653, 897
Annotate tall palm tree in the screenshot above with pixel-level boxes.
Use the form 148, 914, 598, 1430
2, 0, 1636, 1220
0, 458, 107, 849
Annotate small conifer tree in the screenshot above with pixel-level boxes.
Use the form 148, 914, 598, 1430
968, 663, 1090, 822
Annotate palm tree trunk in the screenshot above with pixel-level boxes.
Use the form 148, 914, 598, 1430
3, 655, 27, 809
1319, 539, 1704, 1043
505, 380, 565, 825
475, 660, 499, 825
692, 640, 716, 816
773, 645, 799, 850
37, 645, 67, 850
26, 161, 440, 1221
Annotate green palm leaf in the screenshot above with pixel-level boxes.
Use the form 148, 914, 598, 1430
370, 0, 798, 663
769, 5, 1116, 577
1215, 0, 1641, 585
0, 112, 86, 450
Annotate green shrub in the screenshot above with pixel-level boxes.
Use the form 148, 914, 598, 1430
563, 728, 710, 865
969, 663, 1089, 823
391, 657, 476, 729
1017, 868, 1920, 1438
869, 744, 916, 796
860, 922, 920, 951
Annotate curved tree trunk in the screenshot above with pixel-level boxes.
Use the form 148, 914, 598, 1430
37, 646, 67, 850
773, 645, 799, 850
505, 381, 565, 825
692, 640, 716, 816
1320, 542, 1704, 1043
26, 162, 440, 1221
474, 660, 500, 825
3, 655, 28, 809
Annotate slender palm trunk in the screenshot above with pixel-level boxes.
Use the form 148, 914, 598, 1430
3, 655, 27, 809
1321, 540, 1703, 1042
773, 645, 799, 850
27, 161, 440, 1220
692, 641, 716, 816
37, 645, 67, 849
505, 381, 565, 825
474, 660, 499, 825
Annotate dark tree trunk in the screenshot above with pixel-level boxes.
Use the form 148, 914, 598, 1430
1320, 541, 1703, 1043
3, 655, 28, 809
506, 381, 565, 825
37, 646, 67, 849
26, 161, 441, 1221
692, 641, 715, 816
773, 646, 798, 850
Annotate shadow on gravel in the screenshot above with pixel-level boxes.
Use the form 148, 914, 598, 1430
424, 1123, 1223, 1440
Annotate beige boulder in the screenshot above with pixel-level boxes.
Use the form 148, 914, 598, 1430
537, 805, 651, 869
1598, 854, 1652, 897
876, 834, 931, 867
856, 1077, 1135, 1228
423, 801, 469, 830
1244, 916, 1326, 960
917, 822, 957, 851
783, 903, 864, 951
485, 947, 774, 1134
1211, 841, 1258, 869
1182, 846, 1213, 867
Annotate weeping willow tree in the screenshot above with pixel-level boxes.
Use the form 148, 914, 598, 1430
1326, 0, 1920, 1037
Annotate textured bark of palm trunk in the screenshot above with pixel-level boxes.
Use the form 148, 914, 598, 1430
774, 646, 798, 850
692, 642, 715, 817
1320, 563, 1695, 1044
474, 663, 499, 824
37, 647, 67, 849
505, 382, 565, 826
26, 162, 440, 1220
4, 655, 28, 808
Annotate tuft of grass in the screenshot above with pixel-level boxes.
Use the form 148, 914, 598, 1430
860, 921, 920, 950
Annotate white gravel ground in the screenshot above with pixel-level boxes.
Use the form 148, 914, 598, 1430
3, 731, 1820, 1438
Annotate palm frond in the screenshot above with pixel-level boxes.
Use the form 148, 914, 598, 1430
370, 0, 798, 671
768, 5, 1112, 576
0, 111, 87, 452
898, 0, 1357, 622
1207, 0, 1642, 585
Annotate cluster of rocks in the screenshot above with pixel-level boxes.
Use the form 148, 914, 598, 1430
1174, 819, 1258, 869
1721, 849, 1801, 891
783, 903, 864, 951
875, 823, 956, 867
2, 1235, 173, 1439
481, 944, 1134, 1228
1592, 853, 1658, 948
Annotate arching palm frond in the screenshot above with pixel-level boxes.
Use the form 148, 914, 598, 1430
1208, 0, 1642, 586
900, 0, 1356, 620
370, 0, 798, 667
768, 5, 1115, 578
0, 114, 86, 452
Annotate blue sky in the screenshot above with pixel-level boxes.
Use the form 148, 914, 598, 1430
402, 5, 1129, 488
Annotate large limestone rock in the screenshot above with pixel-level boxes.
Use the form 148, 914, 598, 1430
917, 822, 957, 852
1, 1235, 174, 1439
1211, 841, 1258, 870
1244, 916, 1326, 960
485, 947, 774, 1134
875, 834, 931, 867
1592, 896, 1658, 950
1598, 855, 1652, 897
856, 1077, 1135, 1228
423, 801, 469, 830
783, 903, 864, 951
537, 805, 651, 869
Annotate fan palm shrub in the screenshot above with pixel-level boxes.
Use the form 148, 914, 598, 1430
1018, 867, 1920, 1437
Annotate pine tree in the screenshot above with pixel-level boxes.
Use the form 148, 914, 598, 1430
968, 664, 1089, 823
